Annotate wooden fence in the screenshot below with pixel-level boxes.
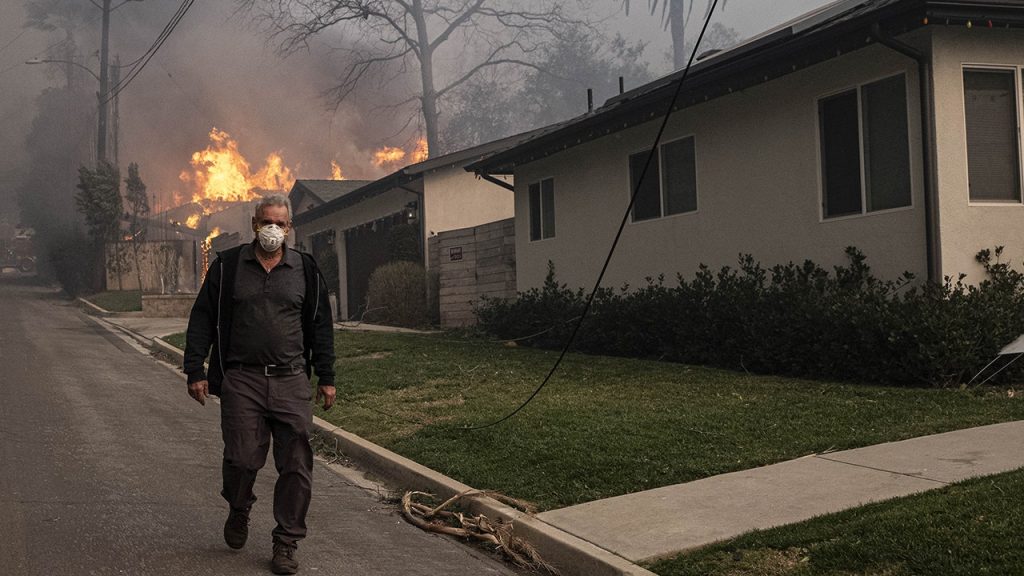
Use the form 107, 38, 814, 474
428, 218, 516, 327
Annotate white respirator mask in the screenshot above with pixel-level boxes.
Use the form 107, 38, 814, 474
257, 224, 285, 252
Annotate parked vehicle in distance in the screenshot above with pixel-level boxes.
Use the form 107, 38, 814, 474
2, 227, 36, 274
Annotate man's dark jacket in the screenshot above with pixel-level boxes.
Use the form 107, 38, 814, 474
183, 243, 336, 395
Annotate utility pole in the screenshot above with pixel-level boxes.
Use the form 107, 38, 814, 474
111, 55, 120, 168
97, 0, 112, 165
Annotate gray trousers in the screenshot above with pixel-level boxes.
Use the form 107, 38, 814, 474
220, 367, 313, 547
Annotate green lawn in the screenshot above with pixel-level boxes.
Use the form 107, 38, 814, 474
163, 333, 185, 350
648, 468, 1024, 576
164, 330, 1024, 512
86, 290, 142, 312
315, 331, 1023, 511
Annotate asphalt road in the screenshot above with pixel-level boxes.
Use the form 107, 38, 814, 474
0, 281, 515, 576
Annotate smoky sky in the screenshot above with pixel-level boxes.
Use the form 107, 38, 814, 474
0, 0, 833, 216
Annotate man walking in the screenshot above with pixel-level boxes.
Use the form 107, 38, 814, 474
183, 194, 336, 575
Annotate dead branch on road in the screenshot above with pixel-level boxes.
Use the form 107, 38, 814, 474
401, 490, 557, 574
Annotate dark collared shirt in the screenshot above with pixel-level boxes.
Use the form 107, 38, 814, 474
226, 242, 306, 367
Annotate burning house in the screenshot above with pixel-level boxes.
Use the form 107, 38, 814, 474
106, 128, 296, 294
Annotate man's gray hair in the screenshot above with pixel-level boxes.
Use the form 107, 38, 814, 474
255, 193, 293, 221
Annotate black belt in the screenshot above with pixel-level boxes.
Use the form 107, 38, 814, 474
229, 363, 305, 377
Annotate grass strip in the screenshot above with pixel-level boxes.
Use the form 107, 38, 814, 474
647, 468, 1024, 576
163, 333, 186, 350
87, 290, 142, 312
165, 330, 1023, 511
317, 331, 1024, 510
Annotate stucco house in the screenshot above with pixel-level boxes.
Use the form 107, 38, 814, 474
470, 0, 1024, 293
291, 140, 520, 320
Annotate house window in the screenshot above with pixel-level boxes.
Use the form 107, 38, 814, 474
963, 68, 1022, 202
528, 178, 555, 241
630, 135, 698, 222
819, 74, 911, 218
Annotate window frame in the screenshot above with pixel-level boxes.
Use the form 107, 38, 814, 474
961, 64, 1024, 207
527, 177, 556, 242
627, 134, 700, 224
816, 72, 916, 222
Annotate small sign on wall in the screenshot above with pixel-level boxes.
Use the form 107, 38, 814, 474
449, 247, 463, 261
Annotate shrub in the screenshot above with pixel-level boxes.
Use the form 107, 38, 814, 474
386, 223, 420, 262
474, 249, 1024, 387
44, 227, 97, 297
364, 260, 429, 328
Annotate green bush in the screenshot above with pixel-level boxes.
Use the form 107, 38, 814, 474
475, 248, 1024, 387
364, 260, 429, 328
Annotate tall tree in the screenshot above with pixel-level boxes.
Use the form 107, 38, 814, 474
444, 29, 652, 150
76, 161, 122, 290
24, 0, 93, 90
124, 162, 149, 291
17, 87, 93, 233
240, 0, 591, 155
623, 0, 729, 71
76, 161, 122, 246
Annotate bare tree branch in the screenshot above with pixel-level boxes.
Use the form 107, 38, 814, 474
239, 0, 598, 153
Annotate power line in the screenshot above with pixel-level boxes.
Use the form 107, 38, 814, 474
102, 0, 194, 104
336, 0, 726, 433
0, 28, 30, 57
462, 0, 723, 431
103, 0, 192, 101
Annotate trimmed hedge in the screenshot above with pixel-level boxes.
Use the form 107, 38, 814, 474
364, 260, 429, 328
474, 247, 1024, 387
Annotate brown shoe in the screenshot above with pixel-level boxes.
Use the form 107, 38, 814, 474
223, 508, 249, 550
271, 542, 298, 575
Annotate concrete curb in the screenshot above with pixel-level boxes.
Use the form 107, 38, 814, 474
149, 335, 653, 576
77, 297, 113, 316
335, 322, 439, 335
77, 297, 145, 318
153, 337, 185, 361
311, 419, 656, 576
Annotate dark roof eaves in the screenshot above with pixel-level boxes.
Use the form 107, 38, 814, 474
292, 170, 420, 226
404, 123, 558, 175
470, 0, 938, 174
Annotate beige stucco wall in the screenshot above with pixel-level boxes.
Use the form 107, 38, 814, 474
931, 27, 1024, 282
514, 39, 929, 291
105, 240, 199, 294
294, 188, 419, 319
292, 167, 511, 319
422, 167, 513, 243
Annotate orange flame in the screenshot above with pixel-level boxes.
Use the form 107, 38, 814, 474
373, 146, 406, 168
411, 138, 429, 163
201, 226, 223, 277
331, 161, 345, 180
185, 214, 201, 229
181, 128, 295, 205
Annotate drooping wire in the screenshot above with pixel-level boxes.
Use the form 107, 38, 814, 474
103, 0, 193, 102
337, 0, 725, 434
101, 0, 195, 105
460, 0, 723, 431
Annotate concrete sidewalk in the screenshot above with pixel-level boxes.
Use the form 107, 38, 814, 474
538, 420, 1024, 564
94, 306, 1024, 574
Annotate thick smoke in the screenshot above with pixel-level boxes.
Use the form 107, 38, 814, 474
1, 0, 827, 227
1, 0, 412, 225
